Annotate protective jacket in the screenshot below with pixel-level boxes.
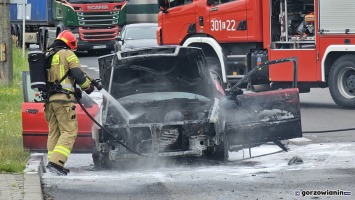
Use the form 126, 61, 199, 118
47, 49, 91, 101
44, 47, 92, 170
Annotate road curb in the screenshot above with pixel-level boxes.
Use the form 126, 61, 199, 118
23, 154, 46, 200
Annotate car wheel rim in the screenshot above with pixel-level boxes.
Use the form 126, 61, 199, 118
338, 66, 355, 99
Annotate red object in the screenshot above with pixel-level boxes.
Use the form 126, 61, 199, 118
158, 0, 355, 89
67, 1, 125, 42
56, 30, 78, 50
22, 102, 99, 153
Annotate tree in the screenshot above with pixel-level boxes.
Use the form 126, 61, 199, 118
0, 0, 13, 85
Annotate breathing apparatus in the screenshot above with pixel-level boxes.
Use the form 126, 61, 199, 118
28, 51, 48, 94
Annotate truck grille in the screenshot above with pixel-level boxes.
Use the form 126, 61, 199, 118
79, 26, 119, 41
77, 11, 119, 26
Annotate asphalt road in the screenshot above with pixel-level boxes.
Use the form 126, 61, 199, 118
299, 88, 355, 143
42, 143, 355, 200
41, 54, 355, 200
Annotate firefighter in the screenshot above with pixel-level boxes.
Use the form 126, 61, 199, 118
44, 30, 94, 176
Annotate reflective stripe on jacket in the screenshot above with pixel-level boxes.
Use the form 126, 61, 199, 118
47, 49, 90, 101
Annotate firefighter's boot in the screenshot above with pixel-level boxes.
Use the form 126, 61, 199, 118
46, 162, 69, 176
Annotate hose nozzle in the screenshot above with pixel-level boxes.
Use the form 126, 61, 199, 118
87, 76, 103, 90
91, 78, 103, 90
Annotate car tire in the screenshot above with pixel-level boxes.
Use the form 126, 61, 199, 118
92, 146, 112, 170
214, 133, 229, 161
329, 54, 355, 108
205, 133, 229, 161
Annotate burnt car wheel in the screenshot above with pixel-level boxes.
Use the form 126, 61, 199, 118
206, 134, 229, 161
92, 147, 113, 170
215, 135, 229, 161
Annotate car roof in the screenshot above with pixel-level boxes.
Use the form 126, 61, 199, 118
124, 23, 158, 28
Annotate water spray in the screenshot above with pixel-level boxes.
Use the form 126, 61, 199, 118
73, 81, 148, 158
100, 89, 143, 124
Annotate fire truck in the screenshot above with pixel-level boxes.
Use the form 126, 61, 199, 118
157, 0, 355, 108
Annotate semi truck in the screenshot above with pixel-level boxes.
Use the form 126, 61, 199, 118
10, 0, 126, 52
157, 0, 355, 108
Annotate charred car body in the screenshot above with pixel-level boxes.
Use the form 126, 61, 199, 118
94, 46, 302, 168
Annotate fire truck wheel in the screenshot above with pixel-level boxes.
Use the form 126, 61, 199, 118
329, 54, 355, 108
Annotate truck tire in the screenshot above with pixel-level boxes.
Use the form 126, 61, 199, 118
39, 29, 44, 51
44, 31, 49, 50
40, 31, 49, 51
17, 26, 22, 48
39, 28, 49, 51
329, 54, 355, 108
11, 26, 18, 45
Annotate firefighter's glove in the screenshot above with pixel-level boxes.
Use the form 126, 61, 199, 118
84, 83, 95, 95
91, 79, 103, 91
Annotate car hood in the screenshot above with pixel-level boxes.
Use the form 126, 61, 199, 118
122, 39, 158, 50
99, 46, 216, 101
98, 47, 218, 124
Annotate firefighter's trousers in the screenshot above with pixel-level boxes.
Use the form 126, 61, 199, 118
44, 101, 77, 167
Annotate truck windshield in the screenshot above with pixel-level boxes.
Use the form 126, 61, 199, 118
67, 0, 124, 3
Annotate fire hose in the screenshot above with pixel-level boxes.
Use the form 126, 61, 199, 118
302, 128, 355, 134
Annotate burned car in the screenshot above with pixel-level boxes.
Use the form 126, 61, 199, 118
94, 46, 302, 168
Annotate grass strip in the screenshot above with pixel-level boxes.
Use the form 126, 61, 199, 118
0, 46, 31, 173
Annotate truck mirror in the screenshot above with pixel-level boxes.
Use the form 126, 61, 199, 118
207, 0, 215, 6
158, 0, 168, 13
115, 35, 122, 41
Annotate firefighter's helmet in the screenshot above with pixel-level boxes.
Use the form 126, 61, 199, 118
56, 30, 78, 50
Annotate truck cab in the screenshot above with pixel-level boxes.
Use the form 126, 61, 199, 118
10, 0, 127, 52
157, 0, 265, 86
158, 0, 355, 108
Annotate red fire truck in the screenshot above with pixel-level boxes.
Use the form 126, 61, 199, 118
157, 0, 355, 108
